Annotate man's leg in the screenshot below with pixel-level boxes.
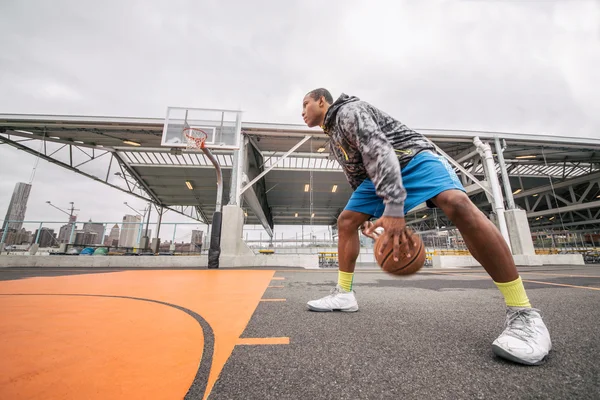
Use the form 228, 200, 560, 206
431, 189, 551, 365
431, 190, 517, 283
307, 210, 371, 312
338, 210, 372, 273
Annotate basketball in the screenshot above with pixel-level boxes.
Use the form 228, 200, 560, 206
374, 229, 426, 275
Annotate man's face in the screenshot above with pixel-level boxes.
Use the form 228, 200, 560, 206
302, 94, 325, 128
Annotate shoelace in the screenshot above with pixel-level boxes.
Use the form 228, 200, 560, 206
504, 309, 537, 340
325, 286, 352, 299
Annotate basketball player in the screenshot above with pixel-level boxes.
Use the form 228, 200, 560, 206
301, 88, 551, 365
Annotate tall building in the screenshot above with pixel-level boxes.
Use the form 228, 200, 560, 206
57, 215, 78, 243
191, 230, 203, 244
2, 182, 32, 231
83, 220, 104, 244
33, 228, 57, 248
119, 215, 142, 248
58, 224, 71, 243
105, 224, 120, 246
191, 230, 204, 251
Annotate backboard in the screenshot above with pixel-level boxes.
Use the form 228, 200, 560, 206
161, 107, 242, 150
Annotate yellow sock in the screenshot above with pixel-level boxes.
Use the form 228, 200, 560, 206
494, 276, 532, 308
338, 271, 354, 292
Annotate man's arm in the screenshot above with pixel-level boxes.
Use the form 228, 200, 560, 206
338, 104, 406, 217
338, 104, 416, 262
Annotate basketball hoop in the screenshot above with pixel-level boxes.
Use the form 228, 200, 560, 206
183, 127, 208, 150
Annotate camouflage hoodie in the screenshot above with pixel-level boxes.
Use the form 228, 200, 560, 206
322, 94, 435, 218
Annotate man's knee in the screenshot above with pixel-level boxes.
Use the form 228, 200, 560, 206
337, 211, 369, 233
433, 191, 477, 221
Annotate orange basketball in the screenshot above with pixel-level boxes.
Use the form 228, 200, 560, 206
374, 229, 426, 275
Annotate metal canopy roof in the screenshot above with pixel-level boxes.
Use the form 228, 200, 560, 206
1, 114, 599, 229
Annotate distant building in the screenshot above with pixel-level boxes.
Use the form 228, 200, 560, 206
2, 182, 32, 231
33, 228, 57, 247
74, 231, 97, 246
58, 224, 71, 243
105, 224, 120, 246
191, 230, 203, 244
119, 215, 142, 248
0, 227, 32, 245
175, 242, 194, 252
159, 241, 194, 253
191, 230, 204, 251
83, 220, 104, 244
57, 215, 78, 243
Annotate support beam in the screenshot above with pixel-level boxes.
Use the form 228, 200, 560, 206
455, 147, 479, 163
229, 136, 247, 206
529, 219, 600, 230
527, 200, 600, 218
473, 137, 511, 250
546, 194, 553, 210
495, 136, 516, 209
195, 205, 209, 224
112, 152, 162, 204
573, 211, 589, 220
240, 135, 311, 195
513, 171, 600, 199
431, 142, 494, 198
0, 134, 155, 204
579, 181, 597, 203
552, 193, 573, 207
569, 186, 577, 203
531, 195, 544, 212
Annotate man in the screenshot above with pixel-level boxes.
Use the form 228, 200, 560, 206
301, 88, 551, 366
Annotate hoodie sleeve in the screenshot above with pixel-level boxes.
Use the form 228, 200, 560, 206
338, 104, 407, 217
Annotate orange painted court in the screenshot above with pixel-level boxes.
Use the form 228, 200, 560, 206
0, 270, 288, 399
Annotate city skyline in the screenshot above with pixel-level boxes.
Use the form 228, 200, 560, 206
0, 176, 331, 245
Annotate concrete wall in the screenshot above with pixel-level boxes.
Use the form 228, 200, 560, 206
269, 247, 377, 264
220, 254, 319, 268
0, 251, 584, 270
0, 254, 319, 269
0, 255, 210, 268
432, 254, 585, 268
505, 209, 536, 255
221, 205, 254, 257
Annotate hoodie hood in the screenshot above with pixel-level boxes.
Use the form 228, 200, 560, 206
322, 93, 360, 134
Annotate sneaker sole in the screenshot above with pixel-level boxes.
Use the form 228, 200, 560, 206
307, 305, 359, 312
491, 344, 548, 366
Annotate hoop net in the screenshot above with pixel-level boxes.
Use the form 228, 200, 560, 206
183, 127, 208, 150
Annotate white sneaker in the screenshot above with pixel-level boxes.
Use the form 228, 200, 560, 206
492, 307, 552, 365
307, 285, 359, 312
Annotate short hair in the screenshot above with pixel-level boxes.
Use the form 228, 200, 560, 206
307, 88, 333, 104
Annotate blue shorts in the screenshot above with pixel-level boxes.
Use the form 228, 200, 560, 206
344, 150, 465, 217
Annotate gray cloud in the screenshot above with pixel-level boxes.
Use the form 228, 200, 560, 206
1, 0, 599, 232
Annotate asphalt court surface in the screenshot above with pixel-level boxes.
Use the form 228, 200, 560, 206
0, 265, 599, 399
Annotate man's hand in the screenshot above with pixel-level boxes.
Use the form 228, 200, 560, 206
360, 221, 380, 240
365, 216, 413, 262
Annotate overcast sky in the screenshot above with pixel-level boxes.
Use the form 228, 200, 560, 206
1, 0, 599, 242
